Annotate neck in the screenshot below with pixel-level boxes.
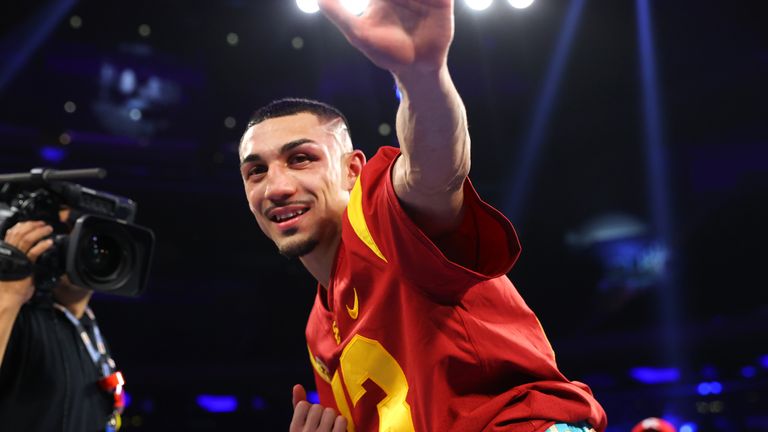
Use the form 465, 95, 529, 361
299, 235, 342, 290
52, 284, 93, 319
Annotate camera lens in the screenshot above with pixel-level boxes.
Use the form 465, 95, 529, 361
67, 214, 151, 296
81, 233, 123, 280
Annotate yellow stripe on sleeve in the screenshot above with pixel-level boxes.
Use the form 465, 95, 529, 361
347, 177, 387, 263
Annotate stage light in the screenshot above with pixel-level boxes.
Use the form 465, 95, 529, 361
296, 0, 320, 14
679, 423, 698, 432
464, 0, 493, 11
69, 15, 82, 29
129, 108, 142, 121
196, 395, 238, 413
40, 146, 66, 163
226, 32, 239, 46
119, 69, 136, 94
292, 36, 305, 50
138, 24, 151, 38
697, 382, 711, 396
741, 365, 757, 378
630, 366, 680, 384
507, 0, 534, 8
64, 101, 76, 113
59, 133, 71, 145
342, 0, 369, 15
378, 123, 391, 136
224, 116, 236, 129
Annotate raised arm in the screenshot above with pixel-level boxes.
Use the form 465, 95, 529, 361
319, 0, 469, 237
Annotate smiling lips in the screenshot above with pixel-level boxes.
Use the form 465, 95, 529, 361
266, 205, 309, 227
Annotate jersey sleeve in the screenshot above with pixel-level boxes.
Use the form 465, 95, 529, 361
346, 146, 521, 301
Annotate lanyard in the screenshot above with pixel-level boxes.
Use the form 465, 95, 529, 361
53, 303, 125, 431
52, 304, 115, 378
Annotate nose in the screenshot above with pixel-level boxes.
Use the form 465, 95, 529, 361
263, 166, 297, 202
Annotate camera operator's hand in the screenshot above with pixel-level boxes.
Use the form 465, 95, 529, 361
1, 221, 54, 367
1, 221, 54, 305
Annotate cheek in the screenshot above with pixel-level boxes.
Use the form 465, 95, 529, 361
245, 185, 265, 216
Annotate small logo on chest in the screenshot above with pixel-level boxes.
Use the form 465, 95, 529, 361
332, 320, 341, 345
346, 288, 359, 320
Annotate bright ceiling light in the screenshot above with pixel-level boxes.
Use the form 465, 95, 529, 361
465, 0, 493, 11
508, 0, 535, 9
341, 0, 369, 15
296, 0, 320, 14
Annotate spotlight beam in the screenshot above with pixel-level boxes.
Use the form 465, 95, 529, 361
502, 0, 586, 224
636, 0, 685, 384
0, 0, 78, 93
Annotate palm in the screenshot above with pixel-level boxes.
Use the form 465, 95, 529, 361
319, 0, 454, 73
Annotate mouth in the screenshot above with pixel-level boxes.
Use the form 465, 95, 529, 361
266, 205, 310, 226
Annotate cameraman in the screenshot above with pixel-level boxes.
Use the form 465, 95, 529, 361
0, 211, 124, 432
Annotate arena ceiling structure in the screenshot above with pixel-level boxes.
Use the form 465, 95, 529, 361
1, 0, 766, 430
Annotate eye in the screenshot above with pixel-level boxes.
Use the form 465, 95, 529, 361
246, 164, 267, 179
288, 153, 313, 166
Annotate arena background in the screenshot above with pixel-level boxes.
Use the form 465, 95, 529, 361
1, 0, 766, 430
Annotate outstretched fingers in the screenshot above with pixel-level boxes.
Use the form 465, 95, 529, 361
318, 0, 358, 40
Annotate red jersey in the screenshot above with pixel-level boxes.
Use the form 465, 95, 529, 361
305, 147, 607, 432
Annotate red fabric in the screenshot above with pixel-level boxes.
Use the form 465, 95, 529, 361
306, 147, 607, 432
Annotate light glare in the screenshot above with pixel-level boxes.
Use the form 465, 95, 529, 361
226, 32, 239, 46
508, 0, 535, 8
296, 0, 320, 13
138, 24, 151, 38
378, 123, 391, 136
69, 15, 82, 29
465, 0, 493, 11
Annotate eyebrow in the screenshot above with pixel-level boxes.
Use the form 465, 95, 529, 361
240, 138, 314, 167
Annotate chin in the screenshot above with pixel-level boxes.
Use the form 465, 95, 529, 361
278, 238, 319, 259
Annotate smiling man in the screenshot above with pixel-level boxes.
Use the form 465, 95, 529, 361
238, 0, 607, 431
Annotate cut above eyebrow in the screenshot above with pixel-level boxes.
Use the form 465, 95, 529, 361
240, 138, 315, 167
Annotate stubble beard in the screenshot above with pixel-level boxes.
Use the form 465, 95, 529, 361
276, 228, 319, 259
278, 237, 319, 259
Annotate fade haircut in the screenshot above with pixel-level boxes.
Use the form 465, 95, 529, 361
246, 98, 352, 140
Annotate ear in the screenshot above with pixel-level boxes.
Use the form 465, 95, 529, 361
343, 150, 366, 191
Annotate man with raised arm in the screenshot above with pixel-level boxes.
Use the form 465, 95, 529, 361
238, 0, 607, 431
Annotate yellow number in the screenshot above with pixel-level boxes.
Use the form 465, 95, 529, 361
331, 335, 415, 432
332, 372, 356, 432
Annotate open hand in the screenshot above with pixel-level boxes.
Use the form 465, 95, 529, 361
318, 0, 454, 74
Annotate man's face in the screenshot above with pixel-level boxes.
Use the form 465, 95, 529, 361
239, 112, 358, 258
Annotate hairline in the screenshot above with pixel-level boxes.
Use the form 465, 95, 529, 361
239, 110, 352, 157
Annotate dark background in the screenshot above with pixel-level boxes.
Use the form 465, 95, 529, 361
1, 0, 766, 430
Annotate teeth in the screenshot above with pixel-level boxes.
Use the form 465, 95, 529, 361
274, 209, 306, 222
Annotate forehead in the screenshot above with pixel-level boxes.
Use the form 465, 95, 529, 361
240, 112, 335, 160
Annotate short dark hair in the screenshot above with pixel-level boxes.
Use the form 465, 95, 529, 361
246, 98, 351, 139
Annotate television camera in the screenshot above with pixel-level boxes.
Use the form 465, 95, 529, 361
0, 168, 154, 296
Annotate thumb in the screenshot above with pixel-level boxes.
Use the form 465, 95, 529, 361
292, 384, 307, 408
